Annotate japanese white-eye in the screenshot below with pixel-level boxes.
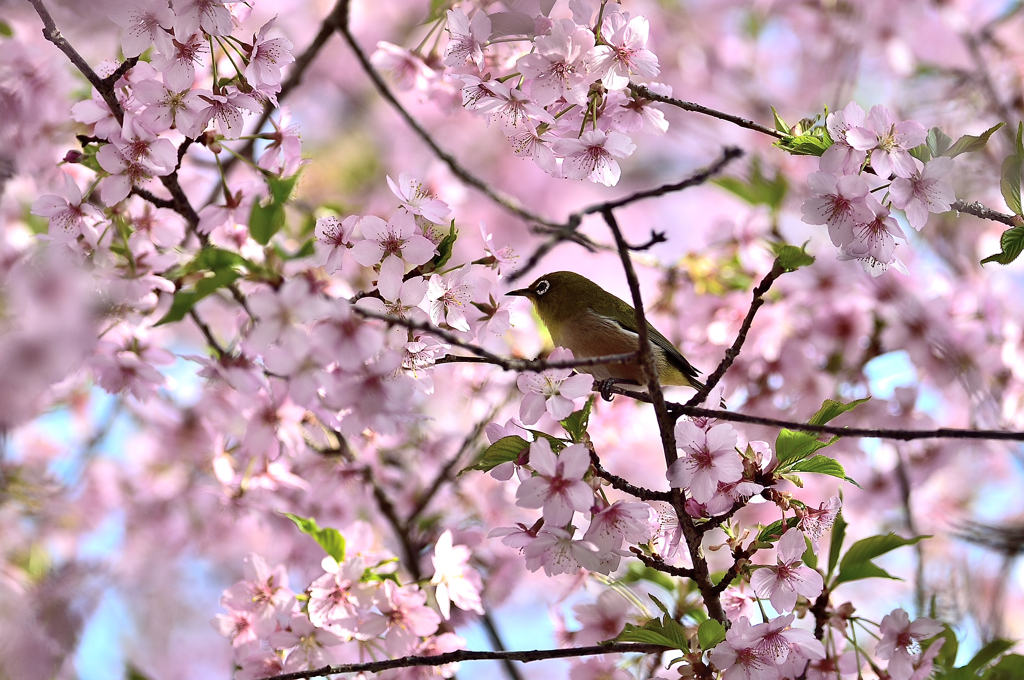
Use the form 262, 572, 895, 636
507, 271, 705, 391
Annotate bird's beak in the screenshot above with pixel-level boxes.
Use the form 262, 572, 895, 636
505, 287, 531, 297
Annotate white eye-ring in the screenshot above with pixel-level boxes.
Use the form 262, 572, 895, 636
535, 279, 550, 296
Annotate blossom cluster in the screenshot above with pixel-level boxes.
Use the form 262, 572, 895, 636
373, 2, 667, 186
213, 530, 483, 679
801, 102, 956, 276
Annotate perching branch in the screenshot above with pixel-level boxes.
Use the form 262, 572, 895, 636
686, 261, 785, 408
510, 146, 744, 283
256, 643, 670, 680
630, 83, 787, 140
354, 306, 640, 373
336, 4, 559, 229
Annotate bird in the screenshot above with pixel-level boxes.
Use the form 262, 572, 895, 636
506, 271, 706, 392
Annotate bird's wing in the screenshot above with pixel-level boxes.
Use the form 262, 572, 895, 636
595, 298, 703, 384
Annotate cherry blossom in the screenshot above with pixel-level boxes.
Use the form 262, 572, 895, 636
430, 530, 484, 620
110, 0, 175, 58
387, 173, 451, 225
875, 608, 943, 680
244, 17, 295, 91
314, 215, 356, 273
889, 157, 956, 231
800, 171, 874, 248
443, 8, 490, 69
668, 421, 742, 503
351, 211, 436, 270
588, 13, 660, 90
517, 18, 595, 107
846, 105, 927, 179
425, 264, 475, 332
516, 439, 593, 526
553, 129, 636, 186
516, 347, 595, 424
750, 530, 824, 614
820, 101, 867, 175
30, 173, 103, 250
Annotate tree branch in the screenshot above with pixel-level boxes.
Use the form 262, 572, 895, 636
630, 83, 786, 140
258, 643, 670, 680
686, 261, 785, 408
336, 6, 559, 229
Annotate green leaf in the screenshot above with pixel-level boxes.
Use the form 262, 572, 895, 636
463, 435, 529, 473
560, 396, 595, 443
935, 624, 959, 671
927, 127, 954, 157
249, 200, 286, 246
757, 517, 799, 543
615, 620, 686, 650
771, 106, 792, 135
0, 21, 13, 37
712, 157, 788, 211
980, 225, 1024, 266
802, 536, 817, 570
826, 511, 846, 580
771, 242, 815, 272
775, 133, 830, 157
156, 268, 240, 325
944, 122, 1005, 158
809, 397, 870, 425
787, 455, 847, 480
620, 562, 677, 593
268, 173, 300, 204
988, 654, 1024, 679
834, 533, 929, 586
775, 429, 836, 465
697, 619, 726, 650
432, 222, 458, 272
963, 639, 1015, 673
909, 143, 932, 164
1000, 129, 1023, 216
281, 512, 346, 562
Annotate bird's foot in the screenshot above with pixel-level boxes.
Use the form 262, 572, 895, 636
596, 378, 639, 401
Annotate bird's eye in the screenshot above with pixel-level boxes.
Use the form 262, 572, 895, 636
534, 280, 550, 296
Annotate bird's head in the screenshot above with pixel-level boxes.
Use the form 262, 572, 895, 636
506, 271, 599, 326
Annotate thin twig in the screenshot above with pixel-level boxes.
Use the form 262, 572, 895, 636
686, 262, 784, 408
354, 306, 640, 373
257, 643, 670, 680
952, 200, 1021, 228
630, 83, 786, 140
205, 0, 350, 206
480, 611, 527, 680
510, 147, 744, 283
634, 552, 695, 579
589, 449, 672, 502
336, 6, 558, 229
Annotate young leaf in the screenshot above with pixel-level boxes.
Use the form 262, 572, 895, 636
775, 429, 836, 465
999, 126, 1023, 216
988, 654, 1024, 679
980, 225, 1024, 266
826, 511, 847, 580
771, 106, 792, 135
697, 619, 726, 650
281, 512, 346, 562
786, 455, 848, 481
560, 396, 595, 443
926, 127, 953, 157
963, 638, 1015, 674
809, 397, 870, 426
156, 268, 241, 325
833, 533, 929, 586
944, 122, 1004, 158
463, 435, 529, 473
249, 200, 286, 246
771, 242, 815, 272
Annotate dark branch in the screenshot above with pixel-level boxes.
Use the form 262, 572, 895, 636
589, 449, 672, 502
257, 643, 670, 680
633, 551, 696, 579
953, 200, 1021, 228
686, 261, 785, 408
510, 147, 743, 283
354, 306, 640, 373
337, 6, 559, 229
630, 83, 786, 140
